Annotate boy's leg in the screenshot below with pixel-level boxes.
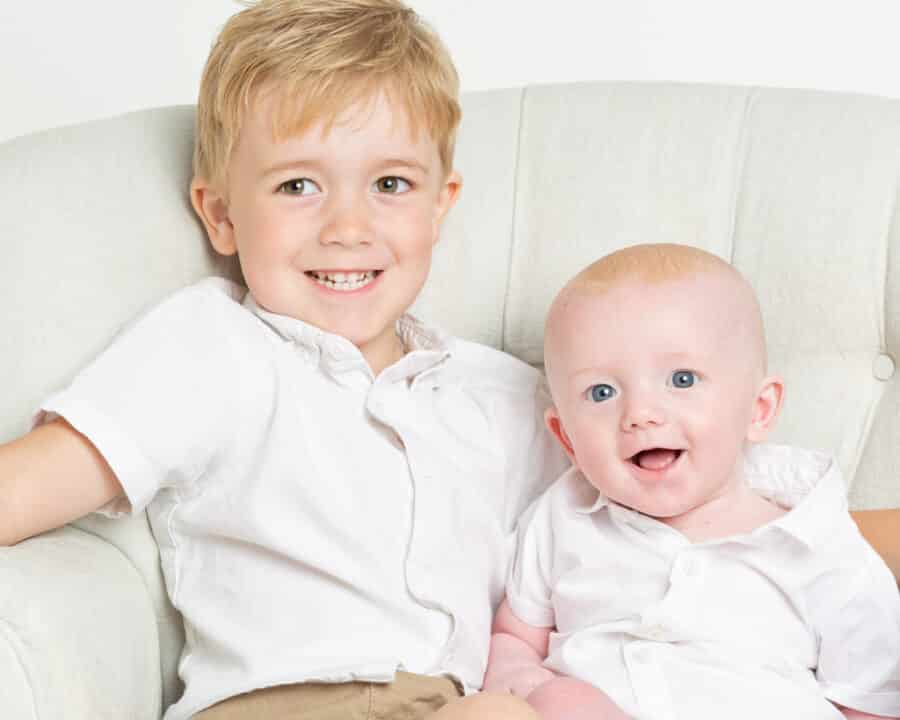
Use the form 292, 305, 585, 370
192, 681, 371, 719
371, 672, 463, 719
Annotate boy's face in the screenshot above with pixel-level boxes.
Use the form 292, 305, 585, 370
193, 91, 460, 374
545, 274, 779, 523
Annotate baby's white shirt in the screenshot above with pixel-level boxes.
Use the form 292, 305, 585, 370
507, 444, 900, 720
37, 277, 566, 720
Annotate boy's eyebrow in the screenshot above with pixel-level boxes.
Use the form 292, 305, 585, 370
261, 157, 431, 178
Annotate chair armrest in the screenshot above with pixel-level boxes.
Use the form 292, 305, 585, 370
0, 526, 163, 719
851, 509, 900, 583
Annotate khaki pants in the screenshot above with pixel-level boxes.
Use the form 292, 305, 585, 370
193, 672, 463, 720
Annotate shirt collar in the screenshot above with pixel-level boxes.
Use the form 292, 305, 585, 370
743, 443, 846, 548
242, 292, 451, 382
571, 443, 846, 548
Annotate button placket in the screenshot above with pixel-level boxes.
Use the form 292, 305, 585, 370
623, 642, 675, 720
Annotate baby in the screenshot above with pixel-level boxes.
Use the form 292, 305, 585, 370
483, 243, 900, 719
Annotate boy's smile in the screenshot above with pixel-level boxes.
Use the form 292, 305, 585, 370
192, 90, 461, 375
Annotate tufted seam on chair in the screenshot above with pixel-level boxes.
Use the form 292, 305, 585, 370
0, 618, 40, 720
850, 125, 900, 488
725, 87, 758, 265
881, 162, 900, 352
499, 86, 528, 354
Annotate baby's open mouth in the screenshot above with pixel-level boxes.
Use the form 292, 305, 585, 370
305, 270, 381, 291
629, 448, 684, 471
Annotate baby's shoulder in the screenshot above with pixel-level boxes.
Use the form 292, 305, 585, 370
524, 468, 593, 524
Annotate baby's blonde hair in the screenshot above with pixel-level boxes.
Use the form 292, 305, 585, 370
569, 243, 736, 291
194, 0, 461, 189
546, 243, 768, 379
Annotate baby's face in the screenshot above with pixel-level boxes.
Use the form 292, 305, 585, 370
546, 273, 767, 522
201, 89, 460, 374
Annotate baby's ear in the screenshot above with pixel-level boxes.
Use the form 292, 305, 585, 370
746, 375, 785, 443
190, 177, 237, 256
545, 407, 578, 466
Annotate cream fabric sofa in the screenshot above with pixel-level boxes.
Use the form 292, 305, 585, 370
1, 82, 898, 719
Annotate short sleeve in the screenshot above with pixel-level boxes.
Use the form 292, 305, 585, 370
33, 280, 241, 517
815, 543, 900, 716
506, 493, 557, 628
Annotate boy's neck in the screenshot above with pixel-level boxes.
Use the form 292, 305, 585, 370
660, 478, 787, 544
363, 331, 407, 377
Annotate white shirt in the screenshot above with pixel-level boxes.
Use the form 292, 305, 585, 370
37, 277, 566, 720
507, 444, 900, 720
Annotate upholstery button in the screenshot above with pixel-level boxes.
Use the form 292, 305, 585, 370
873, 353, 895, 381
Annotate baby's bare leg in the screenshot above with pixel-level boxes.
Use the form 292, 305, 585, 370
429, 692, 540, 720
527, 677, 632, 720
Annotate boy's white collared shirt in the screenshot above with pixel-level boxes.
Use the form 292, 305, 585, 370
507, 444, 900, 720
36, 277, 566, 720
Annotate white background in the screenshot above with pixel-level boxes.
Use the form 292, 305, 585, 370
2, 0, 900, 144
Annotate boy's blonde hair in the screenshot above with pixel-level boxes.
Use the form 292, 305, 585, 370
194, 0, 461, 189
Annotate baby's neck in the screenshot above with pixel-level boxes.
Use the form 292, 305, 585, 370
661, 481, 786, 544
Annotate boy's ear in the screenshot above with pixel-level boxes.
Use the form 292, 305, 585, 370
746, 375, 785, 443
432, 170, 462, 240
545, 406, 578, 466
190, 177, 237, 256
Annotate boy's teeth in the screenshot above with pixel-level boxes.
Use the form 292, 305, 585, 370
309, 270, 376, 291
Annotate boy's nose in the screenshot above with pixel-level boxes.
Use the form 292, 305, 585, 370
620, 399, 666, 432
320, 198, 373, 247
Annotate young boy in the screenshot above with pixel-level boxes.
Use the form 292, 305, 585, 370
482, 244, 900, 720
0, 2, 566, 719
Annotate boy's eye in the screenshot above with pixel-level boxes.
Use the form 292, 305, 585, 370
670, 370, 697, 389
373, 176, 411, 194
277, 178, 321, 195
588, 384, 617, 402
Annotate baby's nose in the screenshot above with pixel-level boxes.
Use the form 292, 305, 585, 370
621, 399, 666, 431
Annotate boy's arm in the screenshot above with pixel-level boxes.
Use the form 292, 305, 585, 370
0, 419, 123, 546
851, 510, 900, 583
836, 706, 895, 719
483, 598, 556, 697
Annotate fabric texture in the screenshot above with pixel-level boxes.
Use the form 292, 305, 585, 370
192, 671, 461, 720
36, 277, 567, 720
507, 444, 900, 719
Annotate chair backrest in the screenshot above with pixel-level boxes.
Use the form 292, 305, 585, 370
2, 82, 898, 708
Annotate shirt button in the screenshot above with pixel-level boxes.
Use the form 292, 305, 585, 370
647, 624, 667, 640
632, 648, 650, 664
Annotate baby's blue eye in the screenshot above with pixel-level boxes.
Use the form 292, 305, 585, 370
670, 370, 697, 388
588, 384, 617, 402
374, 176, 411, 193
278, 178, 320, 195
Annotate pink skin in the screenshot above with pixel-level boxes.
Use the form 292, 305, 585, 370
191, 90, 461, 376
479, 273, 891, 719
484, 600, 633, 719
544, 274, 786, 542
527, 678, 631, 720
